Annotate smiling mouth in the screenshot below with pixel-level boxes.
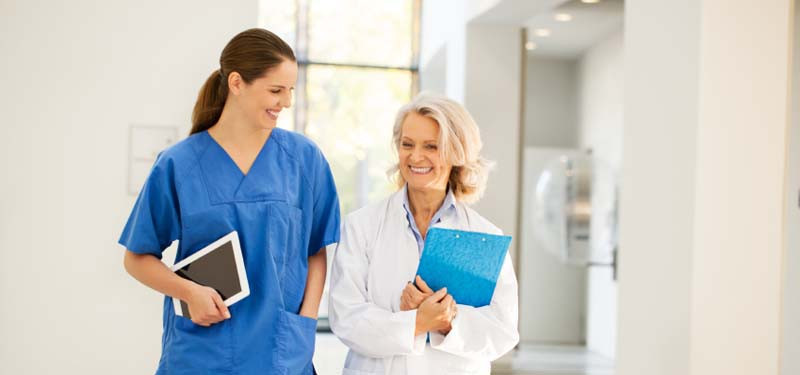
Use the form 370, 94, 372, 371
409, 166, 433, 174
266, 110, 280, 120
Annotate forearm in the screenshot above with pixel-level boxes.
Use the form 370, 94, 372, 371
123, 250, 195, 301
299, 247, 327, 318
330, 301, 425, 358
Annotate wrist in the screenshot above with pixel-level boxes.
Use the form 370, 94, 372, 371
299, 305, 319, 319
175, 278, 198, 302
414, 313, 427, 336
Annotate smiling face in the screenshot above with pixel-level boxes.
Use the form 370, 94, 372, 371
397, 111, 452, 192
233, 59, 297, 130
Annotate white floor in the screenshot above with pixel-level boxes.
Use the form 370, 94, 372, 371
314, 332, 350, 374
313, 333, 615, 375
492, 344, 615, 375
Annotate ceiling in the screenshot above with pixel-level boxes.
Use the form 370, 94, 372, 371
524, 0, 624, 59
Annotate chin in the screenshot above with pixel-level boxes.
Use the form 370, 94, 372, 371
406, 178, 435, 190
259, 121, 278, 130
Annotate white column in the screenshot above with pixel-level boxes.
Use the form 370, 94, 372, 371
782, 2, 800, 374
620, 0, 793, 374
690, 0, 792, 374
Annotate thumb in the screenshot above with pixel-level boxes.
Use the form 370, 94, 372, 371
426, 287, 448, 303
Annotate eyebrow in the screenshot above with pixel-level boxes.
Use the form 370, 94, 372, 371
401, 137, 438, 143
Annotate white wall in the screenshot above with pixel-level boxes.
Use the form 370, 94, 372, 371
520, 148, 588, 344
619, 0, 701, 373
419, 0, 464, 100
577, 30, 623, 359
525, 57, 579, 148
464, 23, 522, 262
421, 0, 525, 261
620, 1, 793, 375
520, 55, 586, 345
782, 3, 800, 374
0, 1, 257, 373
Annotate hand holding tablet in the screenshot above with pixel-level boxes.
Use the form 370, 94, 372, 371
171, 231, 250, 324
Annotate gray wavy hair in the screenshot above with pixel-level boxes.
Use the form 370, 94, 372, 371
388, 92, 493, 204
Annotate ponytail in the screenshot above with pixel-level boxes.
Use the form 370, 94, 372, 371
190, 69, 228, 135
189, 28, 296, 135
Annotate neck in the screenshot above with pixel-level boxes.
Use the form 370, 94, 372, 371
407, 185, 447, 219
209, 105, 271, 150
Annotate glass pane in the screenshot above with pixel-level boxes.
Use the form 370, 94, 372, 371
308, 0, 414, 67
259, 0, 297, 49
305, 65, 413, 214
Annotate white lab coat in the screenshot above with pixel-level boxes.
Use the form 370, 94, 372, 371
328, 189, 519, 375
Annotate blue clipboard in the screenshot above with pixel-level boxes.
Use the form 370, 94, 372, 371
415, 228, 511, 307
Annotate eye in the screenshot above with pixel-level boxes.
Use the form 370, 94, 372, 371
270, 89, 281, 94
401, 142, 413, 148
425, 144, 438, 150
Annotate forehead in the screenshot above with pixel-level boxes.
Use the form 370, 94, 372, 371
401, 112, 439, 140
253, 59, 298, 86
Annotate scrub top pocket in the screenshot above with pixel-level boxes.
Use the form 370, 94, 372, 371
275, 309, 318, 374
169, 316, 233, 372
265, 201, 305, 309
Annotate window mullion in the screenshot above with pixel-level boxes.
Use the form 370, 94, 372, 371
295, 0, 310, 134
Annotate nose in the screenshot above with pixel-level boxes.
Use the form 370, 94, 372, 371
410, 147, 425, 162
280, 90, 292, 108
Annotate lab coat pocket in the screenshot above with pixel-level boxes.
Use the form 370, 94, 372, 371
275, 309, 318, 374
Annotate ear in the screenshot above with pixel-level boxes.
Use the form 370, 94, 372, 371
227, 72, 244, 95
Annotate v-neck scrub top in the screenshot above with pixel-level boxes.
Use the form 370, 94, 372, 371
119, 128, 340, 374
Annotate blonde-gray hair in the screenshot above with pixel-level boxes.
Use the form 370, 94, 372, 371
389, 92, 493, 204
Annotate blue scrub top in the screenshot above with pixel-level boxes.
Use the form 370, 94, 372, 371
119, 128, 340, 374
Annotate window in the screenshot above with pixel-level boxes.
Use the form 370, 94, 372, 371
260, 0, 421, 214
260, 0, 420, 326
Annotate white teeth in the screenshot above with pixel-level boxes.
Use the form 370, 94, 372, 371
410, 166, 432, 174
267, 110, 279, 118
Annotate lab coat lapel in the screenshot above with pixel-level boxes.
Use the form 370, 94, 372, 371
376, 190, 423, 312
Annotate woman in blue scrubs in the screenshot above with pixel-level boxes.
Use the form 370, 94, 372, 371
119, 28, 340, 374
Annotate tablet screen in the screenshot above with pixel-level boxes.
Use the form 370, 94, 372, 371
174, 240, 242, 318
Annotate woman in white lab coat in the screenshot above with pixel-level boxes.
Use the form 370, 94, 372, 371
329, 92, 519, 374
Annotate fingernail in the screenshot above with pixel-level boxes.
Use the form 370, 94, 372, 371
225, 312, 231, 319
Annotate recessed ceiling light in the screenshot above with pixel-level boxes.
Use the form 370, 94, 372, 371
525, 41, 537, 51
534, 28, 551, 37
581, 0, 600, 3
554, 13, 573, 22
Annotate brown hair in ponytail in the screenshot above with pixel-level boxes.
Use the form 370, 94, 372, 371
190, 28, 296, 134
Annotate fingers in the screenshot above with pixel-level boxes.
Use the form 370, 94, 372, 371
415, 275, 434, 294
404, 282, 423, 299
425, 287, 448, 303
212, 292, 231, 319
402, 282, 429, 310
189, 288, 230, 326
400, 291, 412, 311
